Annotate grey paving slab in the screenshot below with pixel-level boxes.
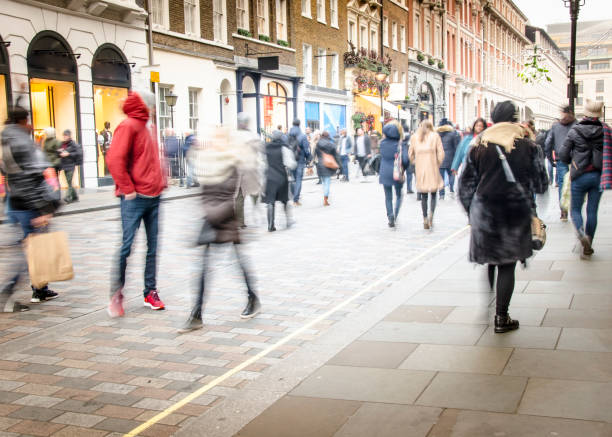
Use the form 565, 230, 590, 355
235, 396, 362, 437
524, 280, 611, 294
405, 292, 495, 307
416, 372, 527, 413
557, 328, 612, 352
52, 412, 106, 427
503, 349, 612, 381
290, 365, 435, 404
518, 378, 612, 422
477, 326, 561, 349
543, 309, 612, 328
503, 293, 573, 309
571, 294, 612, 309
383, 306, 453, 323
443, 306, 546, 326
333, 403, 442, 437
514, 269, 564, 281
8, 406, 63, 422
399, 344, 513, 375
427, 409, 612, 437
361, 322, 487, 345
327, 341, 418, 369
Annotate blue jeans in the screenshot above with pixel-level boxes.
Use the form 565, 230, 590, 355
341, 155, 350, 180
556, 161, 569, 204
383, 183, 403, 220
570, 172, 602, 240
322, 176, 331, 197
293, 162, 305, 202
405, 169, 413, 192
111, 195, 160, 297
439, 168, 454, 196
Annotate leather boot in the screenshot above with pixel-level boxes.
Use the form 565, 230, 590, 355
494, 314, 520, 333
324, 196, 330, 206
267, 204, 276, 232
423, 217, 430, 230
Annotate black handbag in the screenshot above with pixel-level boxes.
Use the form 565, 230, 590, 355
196, 219, 217, 246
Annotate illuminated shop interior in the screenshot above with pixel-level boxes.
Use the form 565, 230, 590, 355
93, 85, 127, 176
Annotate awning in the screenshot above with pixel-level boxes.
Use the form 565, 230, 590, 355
357, 95, 411, 120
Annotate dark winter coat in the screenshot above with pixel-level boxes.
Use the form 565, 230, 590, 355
315, 137, 340, 178
264, 138, 289, 203
437, 125, 460, 168
202, 170, 240, 244
458, 123, 548, 265
545, 117, 576, 162
559, 117, 604, 180
59, 139, 83, 171
0, 124, 58, 215
43, 137, 61, 169
288, 126, 311, 164
378, 123, 403, 186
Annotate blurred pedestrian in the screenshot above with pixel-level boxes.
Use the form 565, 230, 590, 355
337, 128, 353, 182
451, 118, 487, 175
182, 129, 199, 188
234, 113, 264, 228
409, 120, 444, 229
436, 119, 459, 199
354, 127, 372, 179
42, 127, 61, 174
288, 119, 311, 206
535, 128, 552, 184
107, 90, 167, 317
264, 130, 291, 231
559, 99, 605, 259
59, 129, 82, 203
180, 126, 261, 333
1, 105, 60, 310
379, 121, 404, 227
545, 106, 576, 221
310, 130, 322, 184
458, 100, 548, 333
401, 123, 414, 194
315, 131, 340, 206
163, 128, 180, 180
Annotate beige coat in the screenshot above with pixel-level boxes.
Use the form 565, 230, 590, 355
408, 132, 445, 193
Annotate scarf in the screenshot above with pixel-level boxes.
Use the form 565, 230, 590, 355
601, 122, 612, 190
477, 122, 524, 154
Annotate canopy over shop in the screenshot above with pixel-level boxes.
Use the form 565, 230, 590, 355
352, 95, 410, 133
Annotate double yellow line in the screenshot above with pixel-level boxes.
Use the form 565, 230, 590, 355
125, 225, 469, 436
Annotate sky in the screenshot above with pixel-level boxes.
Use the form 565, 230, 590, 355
512, 0, 612, 29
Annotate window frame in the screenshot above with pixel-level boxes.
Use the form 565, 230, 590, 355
276, 0, 287, 41
391, 21, 397, 51
596, 79, 605, 93
303, 44, 313, 85
316, 0, 326, 24
256, 0, 269, 37
184, 0, 200, 37
302, 0, 312, 18
188, 88, 199, 134
383, 16, 389, 47
330, 0, 338, 28
212, 0, 227, 43
331, 53, 339, 89
158, 86, 172, 134
400, 25, 406, 53
236, 0, 249, 31
151, 0, 169, 29
414, 14, 420, 50
318, 48, 327, 87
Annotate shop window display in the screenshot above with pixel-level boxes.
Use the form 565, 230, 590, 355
94, 86, 128, 177
263, 81, 288, 135
0, 75, 7, 130
29, 78, 79, 189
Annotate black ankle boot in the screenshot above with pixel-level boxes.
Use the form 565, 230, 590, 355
267, 204, 276, 232
241, 294, 261, 319
494, 314, 519, 333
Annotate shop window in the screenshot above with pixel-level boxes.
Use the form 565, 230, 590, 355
305, 101, 320, 131
189, 89, 199, 134
184, 0, 200, 37
237, 0, 249, 31
93, 86, 128, 178
158, 86, 172, 133
263, 81, 288, 134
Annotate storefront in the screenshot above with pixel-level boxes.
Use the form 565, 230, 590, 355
0, 35, 11, 129
92, 44, 131, 185
27, 31, 80, 189
263, 81, 288, 134
301, 85, 351, 137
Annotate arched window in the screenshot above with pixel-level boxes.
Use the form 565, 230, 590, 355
264, 81, 288, 135
92, 44, 131, 88
268, 81, 287, 97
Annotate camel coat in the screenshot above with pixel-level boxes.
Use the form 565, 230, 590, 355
408, 132, 445, 193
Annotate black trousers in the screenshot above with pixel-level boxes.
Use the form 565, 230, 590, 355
420, 192, 437, 217
493, 262, 517, 316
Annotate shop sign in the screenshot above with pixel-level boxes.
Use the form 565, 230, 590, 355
150, 71, 160, 83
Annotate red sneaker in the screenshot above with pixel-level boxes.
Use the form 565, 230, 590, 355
108, 290, 125, 318
144, 290, 165, 310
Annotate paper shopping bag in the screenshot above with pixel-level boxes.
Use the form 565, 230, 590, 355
25, 231, 74, 289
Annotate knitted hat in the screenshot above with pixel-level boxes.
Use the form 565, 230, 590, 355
491, 101, 519, 123
583, 99, 603, 118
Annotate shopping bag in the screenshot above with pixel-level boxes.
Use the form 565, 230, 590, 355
25, 231, 74, 289
561, 172, 571, 212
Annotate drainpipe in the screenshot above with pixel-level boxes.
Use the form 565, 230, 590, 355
147, 0, 155, 66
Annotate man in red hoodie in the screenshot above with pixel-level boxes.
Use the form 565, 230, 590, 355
106, 90, 166, 317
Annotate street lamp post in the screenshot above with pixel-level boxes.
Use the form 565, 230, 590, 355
376, 67, 388, 127
165, 91, 178, 129
563, 0, 585, 113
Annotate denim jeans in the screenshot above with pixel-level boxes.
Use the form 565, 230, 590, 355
405, 169, 413, 192
341, 155, 350, 180
546, 159, 554, 185
293, 162, 305, 202
111, 195, 160, 297
322, 176, 331, 197
439, 168, 454, 196
570, 171, 602, 240
0, 219, 27, 300
383, 183, 403, 220
556, 161, 569, 204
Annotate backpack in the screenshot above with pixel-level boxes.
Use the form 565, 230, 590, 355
288, 134, 300, 160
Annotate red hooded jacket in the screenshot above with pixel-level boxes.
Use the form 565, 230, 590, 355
107, 92, 166, 197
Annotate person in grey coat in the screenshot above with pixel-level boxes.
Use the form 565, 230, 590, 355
336, 129, 353, 181
545, 106, 576, 221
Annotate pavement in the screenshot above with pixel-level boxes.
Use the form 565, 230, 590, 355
0, 169, 610, 437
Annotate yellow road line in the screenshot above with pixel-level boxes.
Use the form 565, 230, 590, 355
125, 225, 469, 437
